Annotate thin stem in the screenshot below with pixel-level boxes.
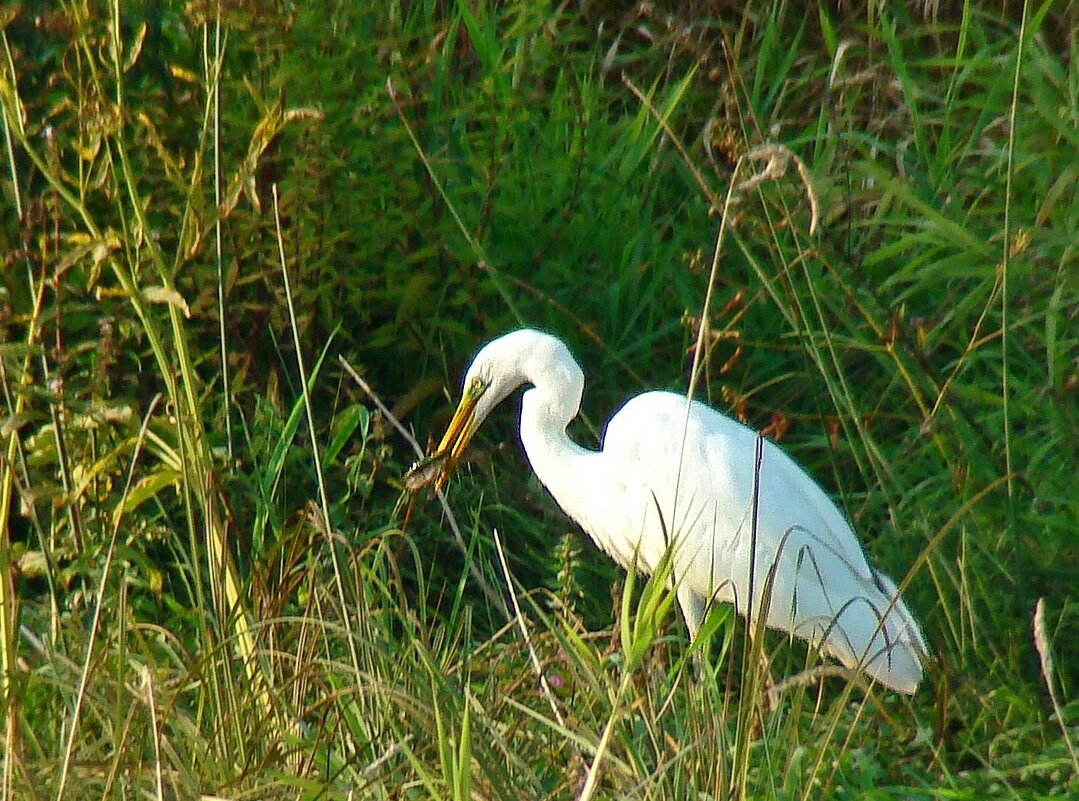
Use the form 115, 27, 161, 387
272, 185, 363, 687
1001, 0, 1030, 499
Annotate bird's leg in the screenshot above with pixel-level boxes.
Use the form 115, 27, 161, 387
755, 644, 778, 713
744, 626, 778, 741
676, 586, 706, 637
676, 585, 707, 674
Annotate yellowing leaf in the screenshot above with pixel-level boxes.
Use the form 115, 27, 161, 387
143, 285, 192, 318
168, 65, 200, 84
124, 22, 147, 72
118, 467, 181, 524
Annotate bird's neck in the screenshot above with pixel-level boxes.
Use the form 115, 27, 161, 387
518, 386, 599, 512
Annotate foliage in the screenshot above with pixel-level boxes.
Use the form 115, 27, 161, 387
0, 0, 1076, 798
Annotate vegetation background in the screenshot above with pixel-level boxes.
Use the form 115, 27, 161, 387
1, 0, 1076, 798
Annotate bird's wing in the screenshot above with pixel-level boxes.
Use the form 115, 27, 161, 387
601, 391, 926, 693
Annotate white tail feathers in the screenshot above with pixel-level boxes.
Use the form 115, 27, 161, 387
794, 569, 928, 694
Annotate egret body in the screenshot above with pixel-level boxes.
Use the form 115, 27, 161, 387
426, 329, 927, 693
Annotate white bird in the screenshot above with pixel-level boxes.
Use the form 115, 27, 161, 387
417, 328, 927, 693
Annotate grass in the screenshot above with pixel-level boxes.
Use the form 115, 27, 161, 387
1, 0, 1077, 798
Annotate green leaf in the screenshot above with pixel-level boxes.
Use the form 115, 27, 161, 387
324, 403, 369, 467
119, 466, 181, 520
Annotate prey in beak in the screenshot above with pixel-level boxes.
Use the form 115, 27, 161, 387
404, 377, 487, 492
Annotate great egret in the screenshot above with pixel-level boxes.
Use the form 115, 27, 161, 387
412, 329, 927, 693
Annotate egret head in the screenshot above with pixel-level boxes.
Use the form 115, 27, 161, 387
419, 330, 536, 490
404, 329, 582, 491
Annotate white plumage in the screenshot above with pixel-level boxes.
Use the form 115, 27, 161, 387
427, 328, 927, 693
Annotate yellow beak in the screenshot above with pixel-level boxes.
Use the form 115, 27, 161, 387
432, 381, 485, 489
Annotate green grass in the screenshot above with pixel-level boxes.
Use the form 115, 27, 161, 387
1, 0, 1077, 798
